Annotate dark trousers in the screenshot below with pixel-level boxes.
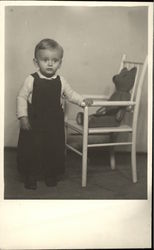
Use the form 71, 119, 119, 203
17, 128, 65, 180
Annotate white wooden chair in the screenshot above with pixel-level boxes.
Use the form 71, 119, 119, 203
65, 54, 148, 187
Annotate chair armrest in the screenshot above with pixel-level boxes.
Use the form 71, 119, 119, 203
90, 100, 136, 107
64, 94, 109, 106
64, 97, 135, 109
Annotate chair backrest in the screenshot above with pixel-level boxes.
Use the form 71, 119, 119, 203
118, 54, 148, 132
118, 54, 148, 103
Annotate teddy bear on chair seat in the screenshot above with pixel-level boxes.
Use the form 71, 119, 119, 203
76, 66, 137, 128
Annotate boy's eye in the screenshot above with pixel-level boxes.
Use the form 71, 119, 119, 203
44, 59, 48, 62
53, 59, 58, 63
42, 58, 59, 63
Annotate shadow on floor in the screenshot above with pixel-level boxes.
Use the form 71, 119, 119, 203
4, 148, 147, 199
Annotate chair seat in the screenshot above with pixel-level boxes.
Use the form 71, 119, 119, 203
66, 120, 132, 134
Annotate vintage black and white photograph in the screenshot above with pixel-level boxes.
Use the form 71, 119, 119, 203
4, 3, 150, 199
0, 1, 153, 249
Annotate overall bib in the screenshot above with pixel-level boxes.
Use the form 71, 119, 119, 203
17, 73, 65, 180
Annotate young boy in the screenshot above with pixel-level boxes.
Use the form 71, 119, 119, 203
17, 38, 92, 190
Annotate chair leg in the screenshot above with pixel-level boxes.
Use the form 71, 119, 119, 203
131, 141, 137, 183
82, 106, 88, 187
110, 147, 116, 170
82, 140, 88, 187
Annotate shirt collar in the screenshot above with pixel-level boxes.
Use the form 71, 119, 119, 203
37, 70, 57, 80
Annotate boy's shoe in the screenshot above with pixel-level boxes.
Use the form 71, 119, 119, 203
45, 177, 57, 187
24, 176, 37, 190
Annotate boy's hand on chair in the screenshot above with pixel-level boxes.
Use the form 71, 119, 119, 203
81, 98, 93, 107
20, 116, 31, 130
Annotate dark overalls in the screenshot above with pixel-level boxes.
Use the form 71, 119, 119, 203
17, 73, 65, 181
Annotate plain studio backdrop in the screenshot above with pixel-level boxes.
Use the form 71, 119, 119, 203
5, 6, 148, 152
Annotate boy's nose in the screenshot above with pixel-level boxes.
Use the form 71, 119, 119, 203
48, 60, 53, 66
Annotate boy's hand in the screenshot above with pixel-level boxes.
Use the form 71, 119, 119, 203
81, 98, 93, 107
20, 116, 31, 130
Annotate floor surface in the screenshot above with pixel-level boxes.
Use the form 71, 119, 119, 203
4, 148, 147, 199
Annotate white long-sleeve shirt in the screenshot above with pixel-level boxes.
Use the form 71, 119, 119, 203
16, 71, 84, 118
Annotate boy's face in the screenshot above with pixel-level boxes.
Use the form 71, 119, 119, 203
34, 49, 62, 77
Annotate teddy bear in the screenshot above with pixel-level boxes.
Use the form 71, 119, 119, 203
76, 66, 137, 128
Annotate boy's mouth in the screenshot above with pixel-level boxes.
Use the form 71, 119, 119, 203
47, 68, 53, 71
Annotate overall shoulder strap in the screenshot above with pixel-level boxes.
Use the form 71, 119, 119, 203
31, 72, 39, 79
55, 75, 61, 82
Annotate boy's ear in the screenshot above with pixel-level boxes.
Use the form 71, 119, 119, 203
58, 59, 62, 68
33, 58, 39, 68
